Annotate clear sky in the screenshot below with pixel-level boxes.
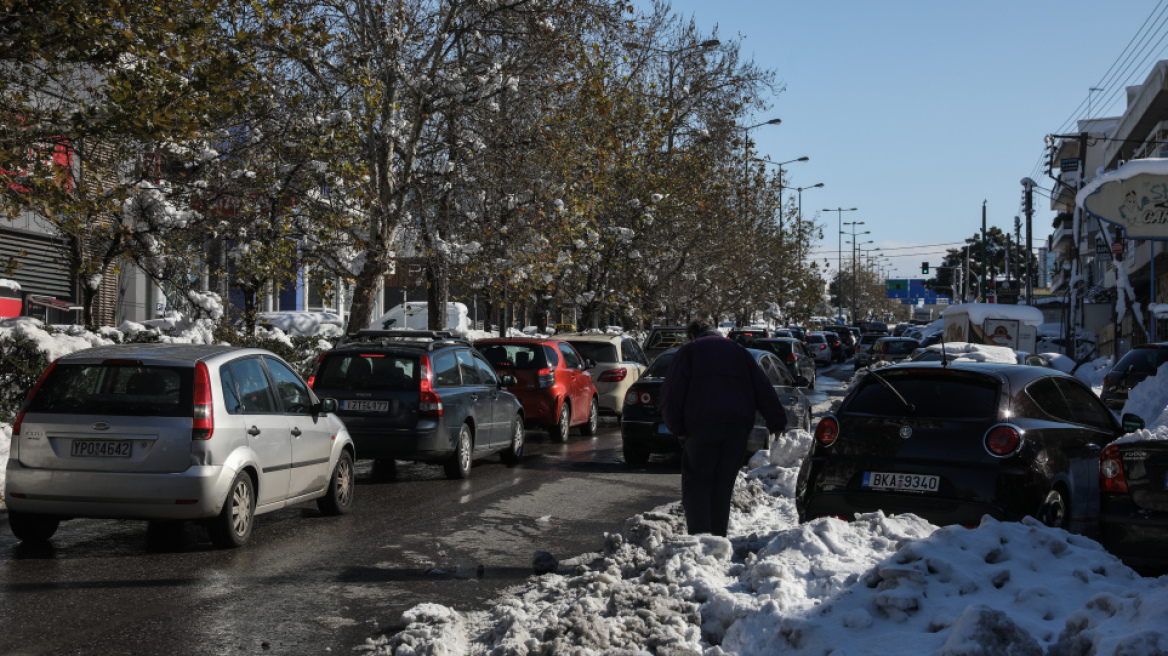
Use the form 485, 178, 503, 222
655, 0, 1163, 282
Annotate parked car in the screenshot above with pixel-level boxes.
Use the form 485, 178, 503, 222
308, 330, 524, 480
892, 323, 912, 337
853, 333, 884, 368
796, 362, 1131, 533
475, 337, 599, 441
805, 332, 833, 365
1097, 414, 1168, 567
1100, 343, 1168, 411
563, 334, 650, 417
642, 325, 689, 362
822, 326, 856, 352
620, 347, 813, 466
786, 327, 807, 342
6, 344, 355, 547
751, 337, 817, 388
869, 337, 920, 364
728, 328, 771, 346
772, 329, 795, 339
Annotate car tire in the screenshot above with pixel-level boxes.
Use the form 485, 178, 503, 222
1038, 488, 1069, 529
208, 471, 255, 549
501, 415, 525, 464
579, 398, 599, 436
444, 423, 474, 480
549, 401, 571, 443
317, 450, 355, 516
8, 510, 60, 543
623, 442, 650, 467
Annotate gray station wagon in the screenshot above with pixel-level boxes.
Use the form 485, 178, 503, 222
5, 344, 355, 548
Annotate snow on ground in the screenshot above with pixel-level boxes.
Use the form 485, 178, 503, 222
1075, 355, 1115, 395
0, 423, 9, 508
361, 428, 1168, 656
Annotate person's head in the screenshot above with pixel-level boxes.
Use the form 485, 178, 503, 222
687, 320, 712, 340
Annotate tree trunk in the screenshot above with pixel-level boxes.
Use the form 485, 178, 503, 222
242, 285, 258, 335
347, 247, 391, 332
425, 259, 448, 331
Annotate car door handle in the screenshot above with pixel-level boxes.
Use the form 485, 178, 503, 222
247, 425, 261, 436
291, 427, 302, 437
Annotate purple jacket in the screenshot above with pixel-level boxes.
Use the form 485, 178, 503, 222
661, 332, 788, 436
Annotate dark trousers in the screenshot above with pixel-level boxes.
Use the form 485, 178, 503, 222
681, 424, 751, 537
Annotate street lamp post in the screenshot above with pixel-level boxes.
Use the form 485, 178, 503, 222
754, 156, 809, 315
825, 208, 858, 322
794, 183, 824, 271
844, 224, 871, 323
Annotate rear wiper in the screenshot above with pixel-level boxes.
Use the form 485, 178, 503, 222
865, 369, 915, 414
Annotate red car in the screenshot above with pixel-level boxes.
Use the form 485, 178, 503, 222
475, 338, 600, 441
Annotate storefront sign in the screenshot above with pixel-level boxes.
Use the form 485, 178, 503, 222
1081, 172, 1168, 238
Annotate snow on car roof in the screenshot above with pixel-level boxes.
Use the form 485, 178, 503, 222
941, 302, 1043, 327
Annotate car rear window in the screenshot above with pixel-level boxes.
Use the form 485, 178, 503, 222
567, 341, 618, 363
1114, 346, 1168, 374
806, 334, 826, 344
26, 363, 194, 417
478, 343, 549, 370
846, 372, 998, 419
316, 353, 419, 391
730, 331, 767, 345
646, 330, 687, 350
756, 341, 794, 357
882, 341, 916, 355
643, 352, 675, 378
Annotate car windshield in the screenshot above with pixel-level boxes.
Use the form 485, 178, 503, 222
847, 372, 998, 419
477, 343, 549, 370
566, 341, 618, 363
27, 363, 194, 417
883, 341, 917, 355
642, 352, 675, 378
1114, 346, 1168, 374
646, 330, 687, 350
317, 353, 420, 390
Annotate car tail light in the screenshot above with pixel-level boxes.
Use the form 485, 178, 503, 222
537, 368, 555, 389
815, 416, 839, 446
819, 344, 826, 350
786, 354, 796, 363
305, 352, 327, 389
1100, 444, 1128, 493
599, 368, 627, 382
13, 359, 58, 437
192, 361, 214, 440
626, 390, 655, 405
984, 425, 1020, 457
419, 355, 443, 416
625, 390, 639, 405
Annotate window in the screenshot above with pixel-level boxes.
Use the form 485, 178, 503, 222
623, 339, 649, 365
543, 345, 560, 367
456, 350, 483, 385
568, 341, 618, 364
264, 357, 314, 414
27, 363, 192, 417
771, 360, 795, 386
473, 354, 499, 385
221, 366, 242, 414
1113, 346, 1168, 374
231, 358, 277, 414
643, 352, 675, 379
432, 351, 461, 387
558, 343, 584, 369
1054, 378, 1116, 432
1025, 378, 1073, 423
847, 373, 998, 419
760, 357, 782, 385
315, 353, 419, 391
646, 329, 687, 350
478, 343, 547, 370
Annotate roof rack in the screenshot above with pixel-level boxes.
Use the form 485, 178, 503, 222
335, 329, 469, 351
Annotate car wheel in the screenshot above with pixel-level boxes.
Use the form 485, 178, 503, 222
579, 398, 599, 436
8, 510, 60, 543
550, 401, 571, 443
501, 415, 525, 464
444, 423, 474, 480
1038, 488, 1069, 529
623, 442, 650, 467
317, 450, 355, 516
208, 471, 255, 549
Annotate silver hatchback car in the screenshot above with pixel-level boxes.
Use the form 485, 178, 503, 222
5, 344, 356, 548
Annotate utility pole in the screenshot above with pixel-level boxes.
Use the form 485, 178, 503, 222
981, 201, 987, 301
964, 246, 971, 303
1022, 178, 1035, 305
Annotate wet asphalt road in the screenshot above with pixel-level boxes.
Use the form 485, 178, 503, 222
0, 363, 852, 656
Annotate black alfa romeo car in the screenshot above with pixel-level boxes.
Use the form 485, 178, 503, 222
796, 362, 1136, 533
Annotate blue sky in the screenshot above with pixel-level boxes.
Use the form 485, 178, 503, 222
657, 0, 1162, 281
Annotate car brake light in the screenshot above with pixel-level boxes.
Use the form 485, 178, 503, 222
984, 425, 1020, 456
599, 368, 627, 382
305, 352, 327, 389
537, 368, 555, 389
13, 359, 58, 437
1100, 444, 1128, 493
786, 354, 796, 363
625, 390, 638, 405
192, 361, 214, 440
419, 355, 443, 416
627, 390, 654, 405
815, 416, 839, 446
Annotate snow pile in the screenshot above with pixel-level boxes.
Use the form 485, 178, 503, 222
1, 320, 117, 361
362, 424, 1168, 656
257, 311, 343, 338
942, 303, 1044, 327
0, 279, 20, 292
921, 342, 1017, 364
1075, 355, 1115, 394
1041, 352, 1076, 373
1115, 363, 1168, 445
373, 302, 469, 333
0, 422, 10, 507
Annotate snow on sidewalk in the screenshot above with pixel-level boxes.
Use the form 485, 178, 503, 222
360, 430, 1168, 656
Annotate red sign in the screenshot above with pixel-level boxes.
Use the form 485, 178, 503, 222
1112, 241, 1124, 255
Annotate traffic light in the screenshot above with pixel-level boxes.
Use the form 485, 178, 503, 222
921, 262, 930, 275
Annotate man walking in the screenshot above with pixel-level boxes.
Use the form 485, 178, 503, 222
661, 320, 787, 537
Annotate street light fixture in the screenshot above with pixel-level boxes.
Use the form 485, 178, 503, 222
825, 208, 858, 322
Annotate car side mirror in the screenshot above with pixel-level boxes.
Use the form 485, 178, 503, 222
795, 376, 810, 387
317, 398, 338, 414
499, 374, 517, 387
1121, 412, 1145, 433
